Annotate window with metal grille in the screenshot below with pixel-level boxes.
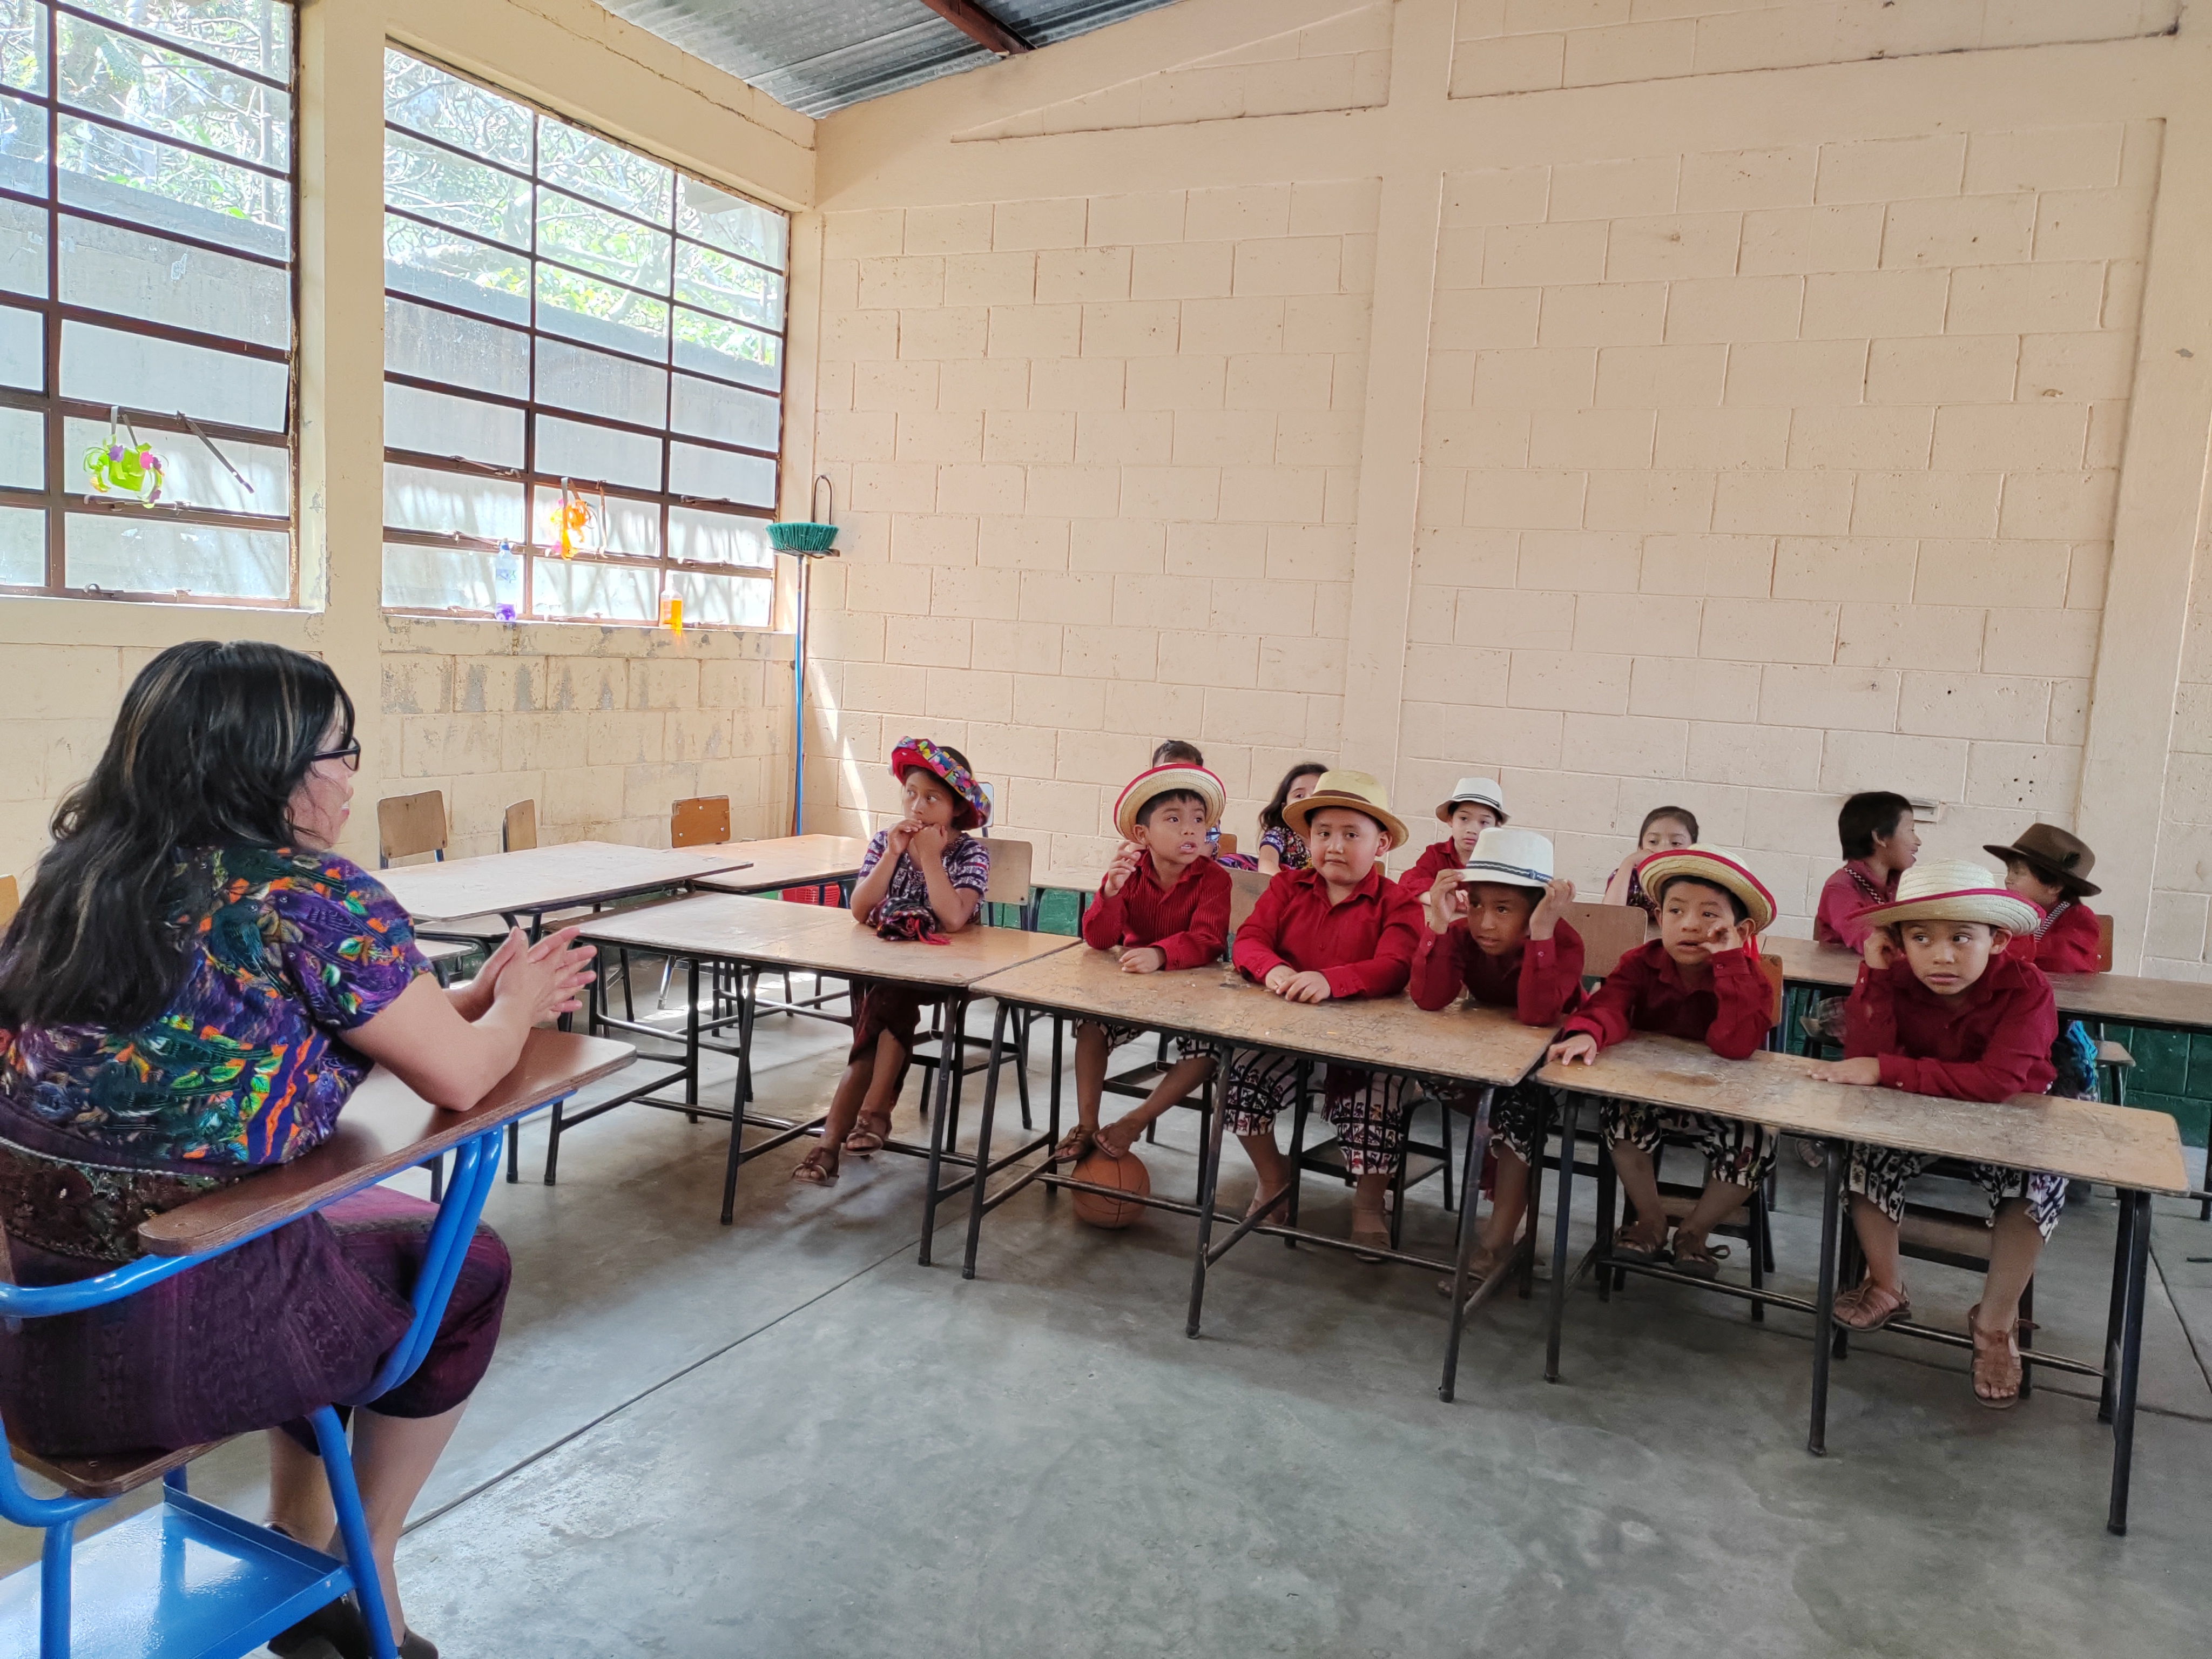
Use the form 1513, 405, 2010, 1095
0, 1, 296, 605
380, 48, 785, 629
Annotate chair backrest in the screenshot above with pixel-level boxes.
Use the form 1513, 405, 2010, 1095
1565, 900, 1648, 980
1228, 869, 1272, 939
1758, 953, 1786, 1027
670, 795, 731, 848
377, 791, 447, 867
502, 799, 538, 852
982, 836, 1034, 906
0, 873, 16, 931
1216, 832, 1238, 855
2096, 911, 2114, 973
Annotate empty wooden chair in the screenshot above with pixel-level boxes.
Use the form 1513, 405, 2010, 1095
1216, 832, 1238, 856
0, 874, 16, 930
671, 795, 731, 848
2096, 912, 2115, 972
1563, 900, 1648, 981
1228, 869, 1272, 942
503, 799, 538, 852
377, 790, 447, 867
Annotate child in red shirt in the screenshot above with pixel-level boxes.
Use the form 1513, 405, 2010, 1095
1809, 860, 2059, 1410
1228, 770, 1423, 1257
1411, 826, 1582, 1285
1550, 847, 1777, 1278
1985, 824, 2101, 974
1813, 791, 1919, 952
1055, 764, 1233, 1165
1399, 777, 1506, 892
1601, 804, 1697, 919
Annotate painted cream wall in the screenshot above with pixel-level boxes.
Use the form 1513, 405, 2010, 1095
0, 0, 815, 877
801, 0, 2212, 965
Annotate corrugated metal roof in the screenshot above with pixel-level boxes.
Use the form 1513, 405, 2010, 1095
599, 0, 1185, 118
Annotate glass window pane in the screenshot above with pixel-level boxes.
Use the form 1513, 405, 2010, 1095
673, 308, 779, 392
62, 320, 284, 429
675, 241, 783, 331
673, 568, 771, 629
383, 130, 529, 252
65, 415, 284, 514
60, 215, 287, 348
0, 91, 49, 199
383, 214, 529, 326
0, 500, 39, 582
382, 541, 498, 612
537, 186, 670, 294
58, 116, 287, 260
382, 50, 528, 171
536, 263, 667, 356
532, 556, 653, 622
0, 197, 41, 296
386, 384, 522, 467
0, 402, 38, 486
670, 442, 773, 508
3, 1, 46, 96
0, 301, 39, 387
532, 483, 659, 559
678, 177, 785, 271
385, 298, 527, 399
669, 505, 770, 569
383, 461, 523, 541
66, 511, 287, 597
538, 122, 670, 227
534, 413, 659, 492
671, 374, 777, 451
58, 13, 290, 168
534, 336, 664, 426
73, 1, 291, 82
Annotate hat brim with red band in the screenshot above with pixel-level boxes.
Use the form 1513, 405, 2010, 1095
1112, 764, 1225, 841
1853, 887, 2042, 935
1634, 846, 1777, 933
889, 737, 990, 830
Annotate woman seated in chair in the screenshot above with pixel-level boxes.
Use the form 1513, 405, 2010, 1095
0, 640, 594, 1659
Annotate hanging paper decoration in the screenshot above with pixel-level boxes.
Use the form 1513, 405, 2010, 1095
83, 410, 163, 504
659, 589, 683, 633
547, 478, 602, 558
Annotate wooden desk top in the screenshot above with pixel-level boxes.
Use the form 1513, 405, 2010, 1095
1765, 933, 2212, 1030
972, 945, 1553, 1088
1764, 934, 1862, 989
1539, 1031, 2189, 1193
692, 834, 871, 894
138, 1030, 637, 1257
576, 893, 1080, 989
379, 842, 753, 923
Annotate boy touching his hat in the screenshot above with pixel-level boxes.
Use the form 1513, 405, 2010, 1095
1412, 827, 1584, 1283
1401, 777, 1507, 892
1549, 847, 1778, 1278
1229, 770, 1425, 1257
1054, 765, 1233, 1165
793, 737, 992, 1188
1808, 860, 2061, 1410
1987, 824, 2101, 975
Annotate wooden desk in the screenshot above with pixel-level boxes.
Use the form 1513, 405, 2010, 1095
691, 834, 869, 896
379, 842, 753, 928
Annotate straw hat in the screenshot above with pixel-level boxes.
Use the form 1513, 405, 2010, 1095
1854, 858, 2041, 935
1982, 822, 2100, 898
1635, 845, 1777, 933
889, 736, 990, 830
1281, 769, 1410, 848
1456, 827, 1556, 890
1112, 763, 1225, 841
1436, 776, 1508, 824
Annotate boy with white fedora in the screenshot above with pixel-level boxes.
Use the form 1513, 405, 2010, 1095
1411, 826, 1583, 1284
1809, 859, 2060, 1410
1400, 776, 1508, 894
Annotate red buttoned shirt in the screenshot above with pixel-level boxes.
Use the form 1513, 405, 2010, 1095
1400, 839, 1461, 893
1232, 865, 1424, 1000
1411, 918, 1585, 1026
2011, 901, 2099, 976
1079, 853, 1231, 970
1814, 860, 1896, 952
1559, 939, 1771, 1060
1843, 952, 2056, 1102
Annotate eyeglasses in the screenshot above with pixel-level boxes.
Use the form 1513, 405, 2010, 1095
312, 739, 361, 773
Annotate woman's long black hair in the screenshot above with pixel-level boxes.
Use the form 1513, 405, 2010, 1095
0, 640, 353, 1031
1258, 761, 1330, 833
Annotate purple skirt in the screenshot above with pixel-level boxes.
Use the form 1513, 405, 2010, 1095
0, 1186, 509, 1458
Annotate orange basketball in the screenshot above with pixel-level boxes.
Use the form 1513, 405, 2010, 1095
1069, 1148, 1151, 1229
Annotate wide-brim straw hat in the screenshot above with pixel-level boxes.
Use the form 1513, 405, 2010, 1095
1281, 769, 1410, 849
1854, 857, 2042, 935
1112, 763, 1225, 841
1635, 845, 1778, 933
1459, 826, 1554, 890
1435, 775, 1508, 824
889, 735, 990, 830
1982, 822, 2100, 898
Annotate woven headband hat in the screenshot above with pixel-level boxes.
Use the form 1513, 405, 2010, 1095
1852, 858, 2042, 935
888, 736, 990, 830
1113, 763, 1226, 841
1459, 826, 1555, 890
1634, 844, 1778, 933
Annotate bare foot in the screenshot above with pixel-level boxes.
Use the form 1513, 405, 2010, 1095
1051, 1124, 1094, 1164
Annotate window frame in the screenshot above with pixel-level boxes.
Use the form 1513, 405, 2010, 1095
379, 47, 786, 631
0, 0, 300, 608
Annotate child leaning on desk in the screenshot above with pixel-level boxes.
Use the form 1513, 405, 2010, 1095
1808, 860, 2063, 1411
1053, 762, 1232, 1166
1228, 770, 1424, 1259
1548, 847, 1778, 1280
791, 737, 991, 1188
1410, 826, 1584, 1289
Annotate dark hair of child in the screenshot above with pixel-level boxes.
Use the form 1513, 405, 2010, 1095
1258, 761, 1330, 832
1654, 873, 1749, 923
1136, 788, 1209, 827
1152, 739, 1204, 766
1640, 804, 1698, 842
1837, 791, 1913, 860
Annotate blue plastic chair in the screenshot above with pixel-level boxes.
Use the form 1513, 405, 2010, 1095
0, 1123, 508, 1659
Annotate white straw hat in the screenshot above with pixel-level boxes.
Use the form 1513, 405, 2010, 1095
1458, 827, 1555, 890
1437, 776, 1507, 824
1854, 858, 2041, 935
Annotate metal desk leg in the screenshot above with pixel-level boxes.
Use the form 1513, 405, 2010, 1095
1809, 1135, 1846, 1456
961, 1002, 1013, 1279
2101, 1187, 2136, 1423
685, 957, 701, 1122
1439, 1085, 1496, 1403
2108, 1190, 2153, 1534
1544, 1095, 1580, 1383
718, 965, 758, 1226
918, 992, 969, 1266
1186, 1042, 1233, 1337
1047, 1014, 1065, 1161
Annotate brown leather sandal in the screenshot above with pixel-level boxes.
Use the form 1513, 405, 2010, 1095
1967, 1302, 2024, 1409
844, 1111, 892, 1156
1612, 1215, 1670, 1263
1832, 1279, 1911, 1331
1668, 1235, 1730, 1280
790, 1148, 839, 1186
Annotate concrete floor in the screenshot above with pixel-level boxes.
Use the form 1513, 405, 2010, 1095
14, 980, 2212, 1656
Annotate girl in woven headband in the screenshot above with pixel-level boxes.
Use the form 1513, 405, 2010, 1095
793, 737, 992, 1188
